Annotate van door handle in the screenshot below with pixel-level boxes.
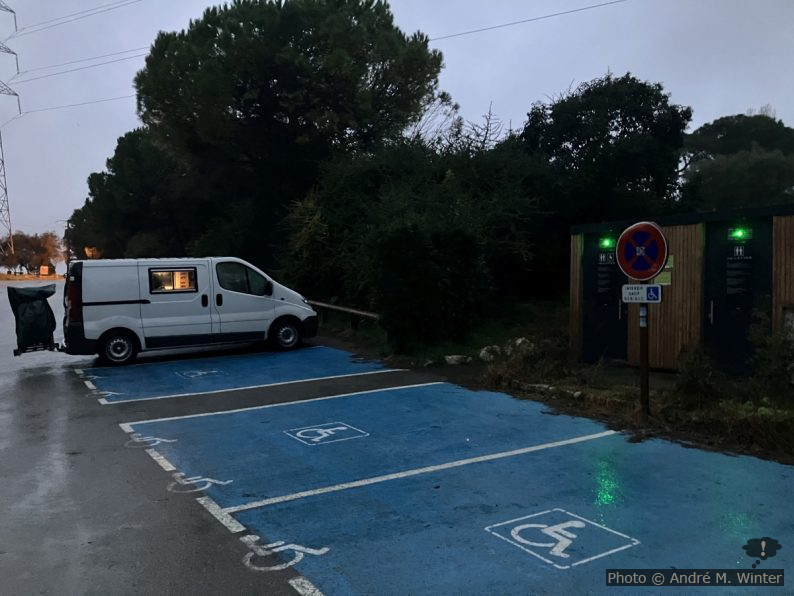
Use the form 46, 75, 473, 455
708, 300, 714, 325
216, 294, 223, 307
202, 294, 208, 307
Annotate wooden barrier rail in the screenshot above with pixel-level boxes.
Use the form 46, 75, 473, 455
306, 300, 381, 331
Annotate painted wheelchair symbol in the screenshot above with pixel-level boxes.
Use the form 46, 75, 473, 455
176, 369, 225, 379
295, 425, 350, 443
240, 534, 329, 572
509, 520, 586, 559
167, 472, 233, 493
125, 433, 177, 448
285, 421, 369, 445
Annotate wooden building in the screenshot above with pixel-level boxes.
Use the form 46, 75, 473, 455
570, 204, 794, 371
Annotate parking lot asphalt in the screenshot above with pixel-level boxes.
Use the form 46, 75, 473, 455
1, 282, 791, 595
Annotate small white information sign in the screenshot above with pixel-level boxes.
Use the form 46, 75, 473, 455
622, 284, 662, 303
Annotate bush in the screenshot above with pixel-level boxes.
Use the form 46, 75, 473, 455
748, 311, 794, 404
674, 348, 725, 409
373, 224, 490, 352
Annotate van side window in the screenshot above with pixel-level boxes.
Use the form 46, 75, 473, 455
149, 269, 197, 293
216, 262, 270, 296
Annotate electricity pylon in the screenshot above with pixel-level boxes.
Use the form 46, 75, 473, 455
0, 1, 17, 257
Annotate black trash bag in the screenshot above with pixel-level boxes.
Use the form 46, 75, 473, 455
8, 284, 57, 354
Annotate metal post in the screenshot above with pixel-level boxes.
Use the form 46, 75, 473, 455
639, 303, 650, 416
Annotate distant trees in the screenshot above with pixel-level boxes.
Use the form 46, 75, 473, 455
67, 0, 442, 267
280, 123, 537, 349
279, 73, 694, 344
518, 72, 692, 291
680, 114, 794, 211
522, 73, 692, 220
68, 0, 443, 264
65, 129, 185, 259
1, 232, 62, 273
62, 0, 794, 352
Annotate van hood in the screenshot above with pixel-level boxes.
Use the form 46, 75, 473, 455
273, 283, 315, 312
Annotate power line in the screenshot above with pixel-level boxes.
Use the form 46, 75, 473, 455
10, 0, 144, 39
429, 0, 629, 41
12, 46, 148, 77
0, 94, 136, 129
25, 94, 136, 115
14, 0, 137, 32
12, 53, 147, 84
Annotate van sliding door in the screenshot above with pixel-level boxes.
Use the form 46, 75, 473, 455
138, 262, 217, 348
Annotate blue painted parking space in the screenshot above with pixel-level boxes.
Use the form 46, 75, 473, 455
81, 346, 393, 403
123, 382, 794, 594
234, 437, 792, 595
124, 383, 611, 508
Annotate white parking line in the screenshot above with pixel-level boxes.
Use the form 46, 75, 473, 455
196, 496, 247, 533
145, 448, 176, 472
118, 382, 444, 432
289, 577, 325, 596
84, 380, 96, 390
99, 369, 407, 405
220, 430, 618, 514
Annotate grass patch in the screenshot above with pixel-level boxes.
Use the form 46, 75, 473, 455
483, 337, 794, 462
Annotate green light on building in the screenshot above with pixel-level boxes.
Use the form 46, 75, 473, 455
599, 237, 615, 250
728, 227, 752, 241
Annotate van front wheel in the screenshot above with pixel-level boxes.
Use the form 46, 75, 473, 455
98, 331, 139, 365
270, 320, 301, 351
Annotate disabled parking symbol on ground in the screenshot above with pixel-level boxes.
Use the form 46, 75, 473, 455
176, 369, 229, 379
284, 422, 369, 446
240, 534, 330, 572
485, 508, 639, 570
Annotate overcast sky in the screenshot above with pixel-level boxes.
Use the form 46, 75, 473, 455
0, 0, 791, 238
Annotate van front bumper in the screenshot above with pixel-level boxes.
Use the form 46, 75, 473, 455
302, 315, 319, 339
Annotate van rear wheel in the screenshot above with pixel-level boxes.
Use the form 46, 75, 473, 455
270, 319, 301, 351
98, 331, 138, 365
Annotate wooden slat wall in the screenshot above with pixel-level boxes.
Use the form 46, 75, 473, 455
569, 234, 583, 360
628, 224, 704, 369
773, 216, 794, 331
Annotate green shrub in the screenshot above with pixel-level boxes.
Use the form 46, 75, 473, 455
675, 348, 725, 409
748, 310, 794, 404
373, 224, 490, 352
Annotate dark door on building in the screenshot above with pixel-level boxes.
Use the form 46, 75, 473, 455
582, 234, 628, 363
703, 219, 773, 374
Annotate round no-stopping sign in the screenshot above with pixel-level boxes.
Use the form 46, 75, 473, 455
616, 221, 668, 281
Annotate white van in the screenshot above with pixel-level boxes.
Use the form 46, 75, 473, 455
62, 257, 318, 365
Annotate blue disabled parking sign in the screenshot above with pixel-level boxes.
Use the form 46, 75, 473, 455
622, 284, 662, 304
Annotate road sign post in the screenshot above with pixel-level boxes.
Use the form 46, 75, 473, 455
616, 222, 668, 418
639, 304, 649, 416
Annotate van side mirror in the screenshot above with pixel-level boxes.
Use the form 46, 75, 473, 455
264, 281, 273, 296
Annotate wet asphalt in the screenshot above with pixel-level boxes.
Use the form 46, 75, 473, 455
0, 281, 440, 595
